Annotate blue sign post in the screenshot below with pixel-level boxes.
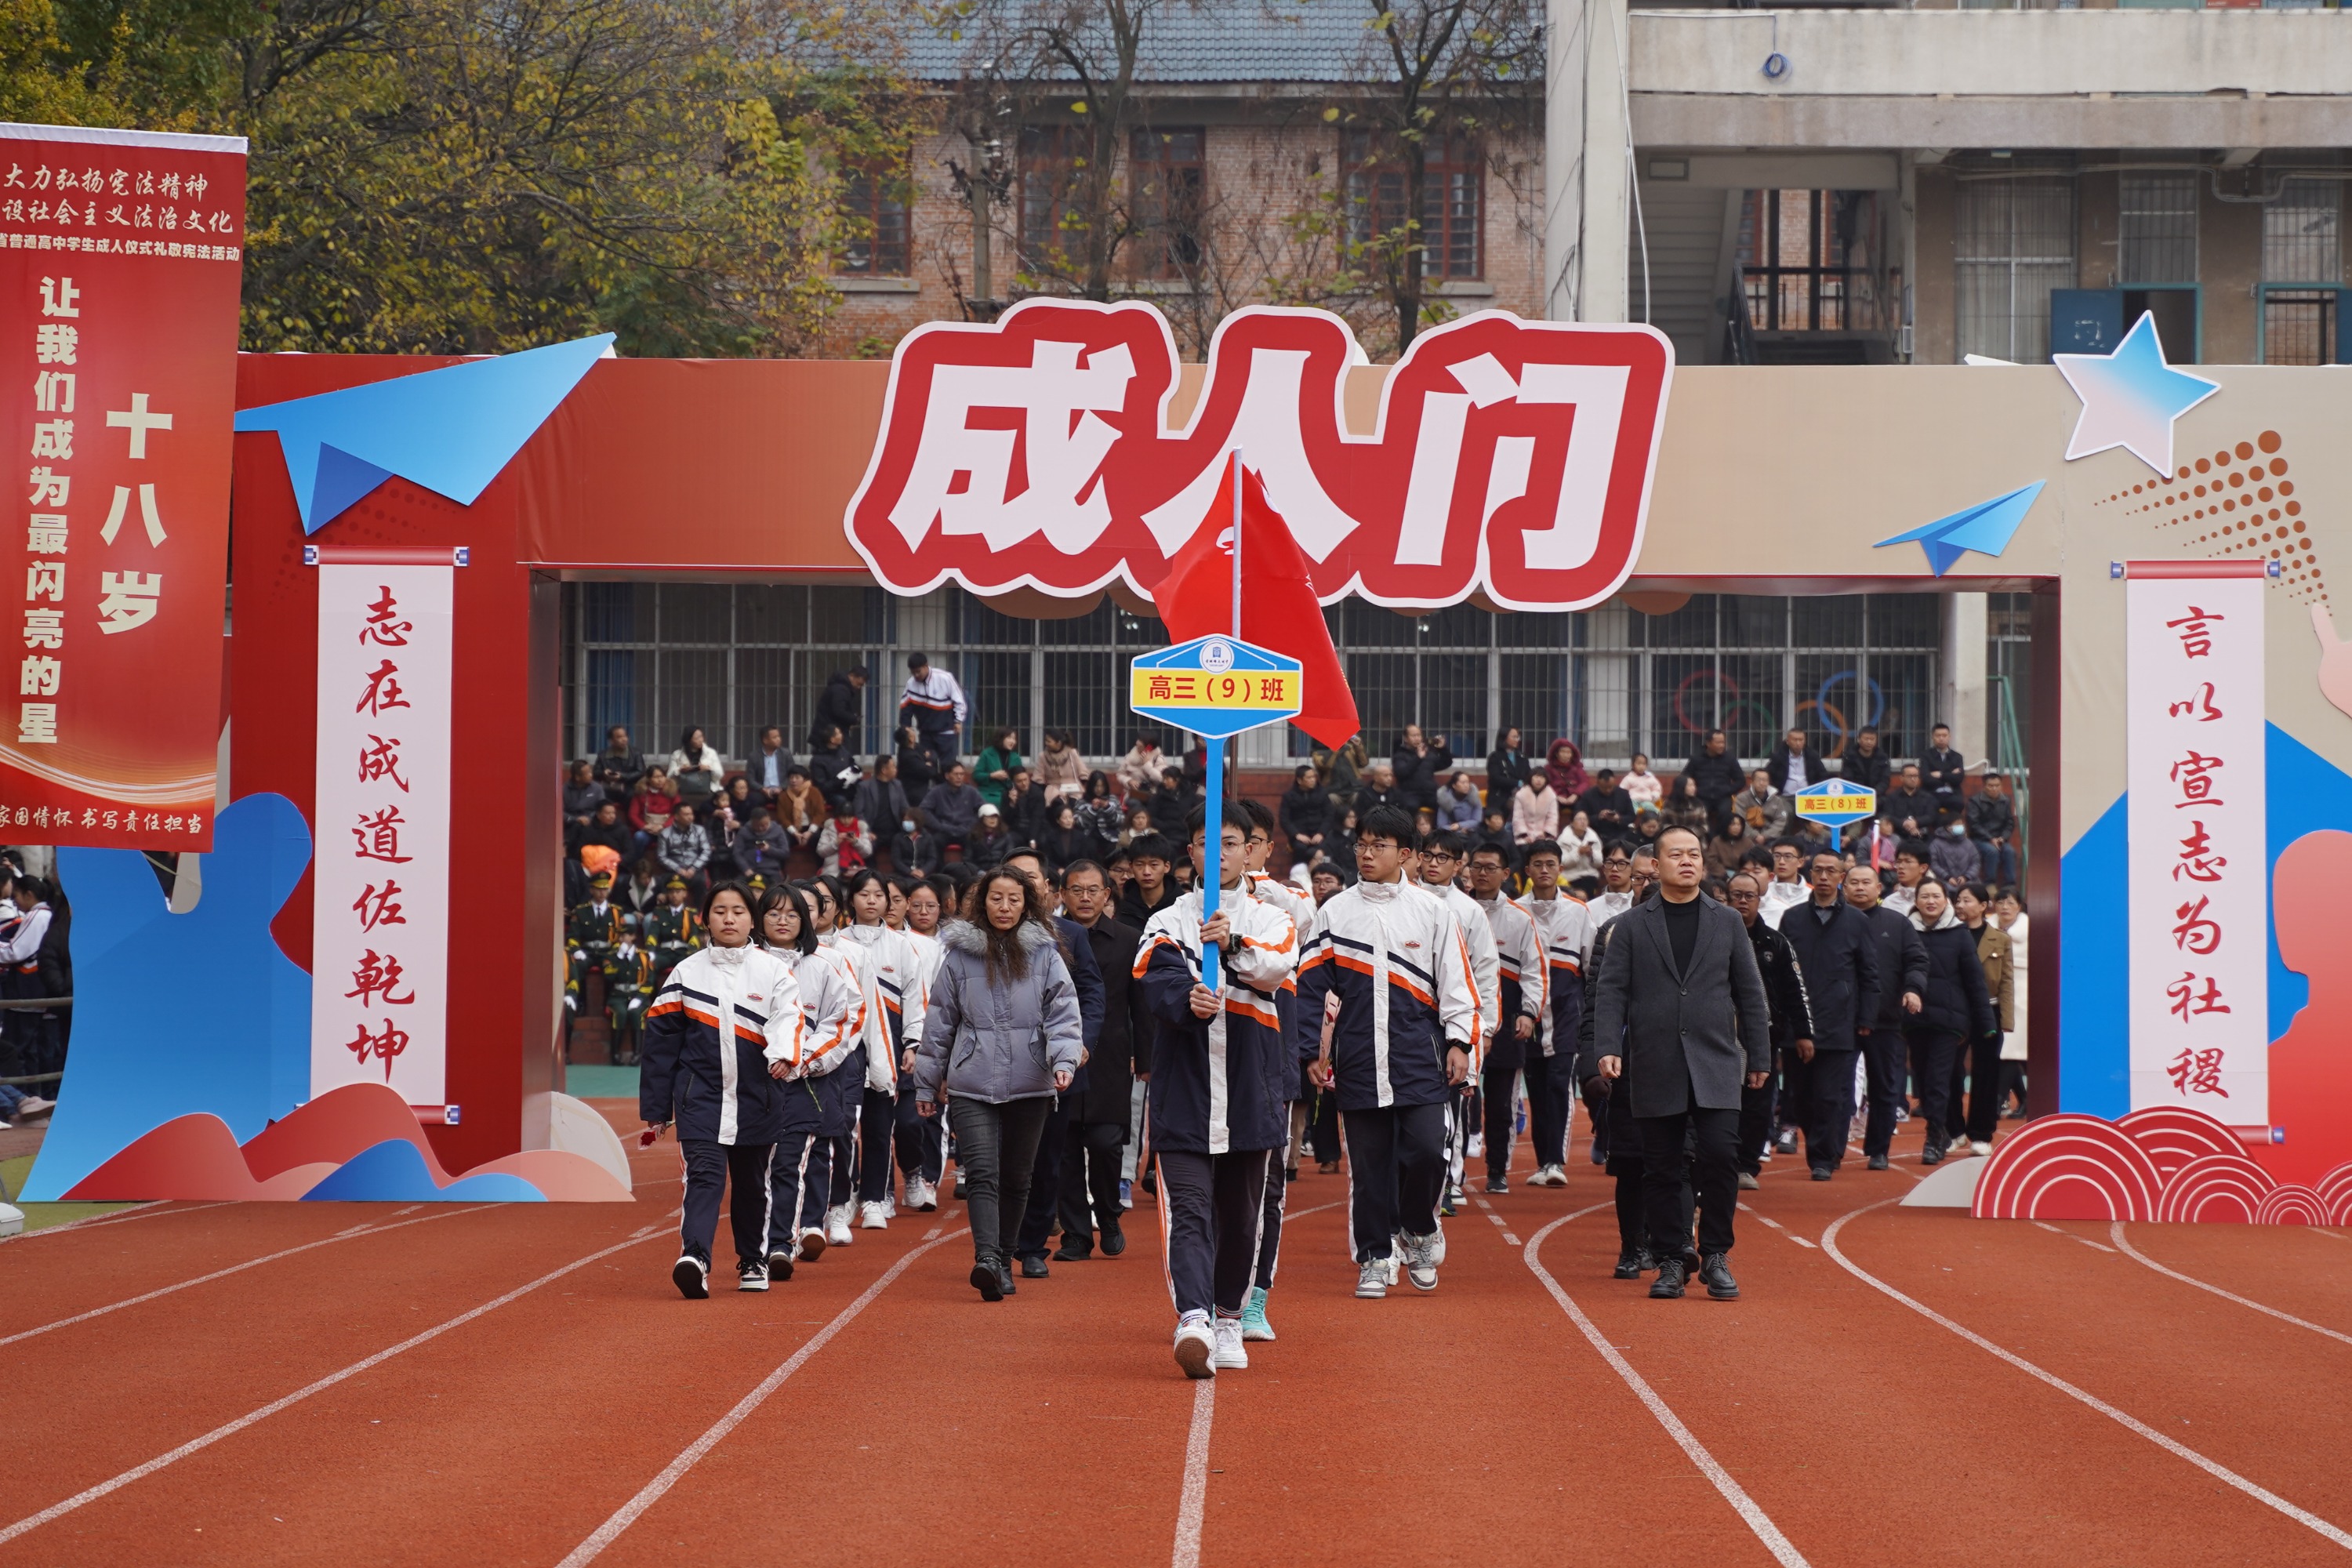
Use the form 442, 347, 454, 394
1791, 779, 1878, 855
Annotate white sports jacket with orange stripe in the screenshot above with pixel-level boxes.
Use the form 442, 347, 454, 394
1472, 891, 1548, 1051
1295, 878, 1479, 1112
833, 922, 931, 1094
1516, 891, 1595, 1058
1135, 884, 1298, 1155
638, 944, 807, 1145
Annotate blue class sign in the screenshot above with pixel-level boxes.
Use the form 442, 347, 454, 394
1791, 779, 1878, 829
1130, 635, 1303, 739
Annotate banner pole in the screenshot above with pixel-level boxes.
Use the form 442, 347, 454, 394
1203, 446, 1242, 993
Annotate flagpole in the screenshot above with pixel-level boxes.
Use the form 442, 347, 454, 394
1203, 446, 1242, 994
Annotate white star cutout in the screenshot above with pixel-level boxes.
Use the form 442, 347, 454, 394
2053, 311, 2220, 478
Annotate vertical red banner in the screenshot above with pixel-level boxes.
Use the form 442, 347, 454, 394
0, 122, 245, 851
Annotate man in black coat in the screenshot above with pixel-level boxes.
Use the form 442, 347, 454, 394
1576, 897, 1688, 1279
1004, 850, 1106, 1277
1844, 862, 1929, 1171
1839, 725, 1893, 797
1576, 768, 1638, 837
895, 725, 943, 809
1681, 728, 1747, 831
808, 665, 867, 752
1054, 859, 1152, 1260
1775, 852, 1889, 1179
1766, 727, 1820, 795
1590, 825, 1772, 1301
1725, 870, 1815, 1189
1919, 723, 1966, 823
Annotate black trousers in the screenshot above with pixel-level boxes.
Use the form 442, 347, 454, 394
1909, 1030, 1962, 1145
1737, 1055, 1779, 1175
1481, 1036, 1526, 1180
857, 1087, 900, 1203
1253, 1145, 1287, 1290
1998, 1058, 2029, 1117
895, 1084, 944, 1181
1636, 1105, 1739, 1258
1806, 1047, 1861, 1172
1523, 1046, 1573, 1169
680, 1138, 774, 1269
1057, 1121, 1127, 1249
949, 1095, 1052, 1269
1298, 1074, 1341, 1163
1958, 1031, 2004, 1143
766, 1131, 824, 1254
1341, 1102, 1447, 1262
1156, 1147, 1269, 1318
1014, 1094, 1073, 1258
1861, 1029, 1909, 1160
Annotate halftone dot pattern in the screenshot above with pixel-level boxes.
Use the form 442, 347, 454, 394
2096, 429, 2326, 608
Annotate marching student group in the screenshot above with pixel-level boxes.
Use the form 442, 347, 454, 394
637, 794, 1959, 1380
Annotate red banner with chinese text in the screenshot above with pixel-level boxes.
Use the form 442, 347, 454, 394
1, 122, 245, 850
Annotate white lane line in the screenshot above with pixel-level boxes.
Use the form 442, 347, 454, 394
0, 1200, 231, 1243
2111, 1223, 2352, 1349
1822, 1201, 2352, 1553
0, 1204, 498, 1348
1171, 1377, 1215, 1568
0, 1217, 679, 1547
1523, 1212, 1811, 1567
559, 1225, 969, 1567
1736, 1205, 1820, 1249
1283, 1200, 1345, 1221
2031, 1221, 2114, 1254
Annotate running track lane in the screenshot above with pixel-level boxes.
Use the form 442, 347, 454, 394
2107, 1220, 2352, 1345
1822, 1201, 2352, 1556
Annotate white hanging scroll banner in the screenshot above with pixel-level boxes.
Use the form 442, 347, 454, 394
2125, 559, 2268, 1119
310, 550, 457, 1118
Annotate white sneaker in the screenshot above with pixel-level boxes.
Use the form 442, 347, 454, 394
1429, 1220, 1446, 1265
16, 1094, 53, 1119
797, 1227, 827, 1261
1355, 1260, 1388, 1298
909, 1178, 937, 1212
1544, 1163, 1570, 1187
1403, 1232, 1439, 1292
738, 1261, 768, 1292
884, 1193, 898, 1219
826, 1206, 854, 1247
1969, 1140, 1992, 1158
1174, 1318, 1217, 1378
1380, 1253, 1400, 1287
1213, 1316, 1249, 1369
1467, 1132, 1486, 1160
858, 1200, 889, 1230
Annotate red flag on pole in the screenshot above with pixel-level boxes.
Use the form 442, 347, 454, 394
1151, 460, 1359, 748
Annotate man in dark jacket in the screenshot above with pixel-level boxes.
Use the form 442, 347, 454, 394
1119, 834, 1181, 928
1003, 849, 1107, 1278
1777, 853, 1890, 1178
889, 810, 943, 877
1149, 768, 1192, 838
1576, 900, 1681, 1279
921, 760, 985, 851
594, 725, 645, 807
1681, 728, 1747, 830
1965, 771, 2019, 885
895, 725, 943, 809
1845, 863, 1929, 1170
1055, 859, 1153, 1260
1576, 768, 1638, 837
1839, 725, 1893, 797
1352, 760, 1404, 819
1590, 825, 1772, 1301
1390, 725, 1453, 811
809, 665, 867, 752
1920, 723, 1966, 822
1884, 763, 1942, 840
1766, 727, 1819, 795
1726, 869, 1815, 1188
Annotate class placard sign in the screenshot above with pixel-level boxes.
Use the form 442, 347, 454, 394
1131, 634, 1301, 739
1791, 780, 1877, 829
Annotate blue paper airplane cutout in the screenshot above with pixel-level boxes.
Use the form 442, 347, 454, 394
235, 333, 612, 534
1873, 481, 2045, 576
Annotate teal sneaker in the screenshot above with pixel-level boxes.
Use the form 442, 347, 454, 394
1240, 1285, 1276, 1342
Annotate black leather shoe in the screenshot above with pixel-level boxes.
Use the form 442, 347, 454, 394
972, 1261, 1004, 1302
1922, 1142, 1944, 1167
1634, 1247, 1657, 1273
1100, 1227, 1127, 1257
1613, 1250, 1643, 1279
1019, 1254, 1051, 1279
1810, 1167, 1833, 1181
1650, 1257, 1687, 1299
953, 1172, 970, 1200
1700, 1252, 1739, 1300
1681, 1249, 1703, 1279
1867, 1154, 1890, 1171
999, 1261, 1017, 1296
1052, 1243, 1093, 1262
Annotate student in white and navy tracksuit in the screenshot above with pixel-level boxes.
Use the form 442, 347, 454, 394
1414, 830, 1497, 1206
806, 882, 869, 1249
891, 909, 946, 1205
1241, 822, 1316, 1343
639, 882, 806, 1298
1512, 839, 1594, 1185
1296, 807, 1478, 1296
898, 653, 968, 751
753, 884, 863, 1275
1136, 803, 1298, 1379
834, 869, 929, 1228
1467, 841, 1547, 1192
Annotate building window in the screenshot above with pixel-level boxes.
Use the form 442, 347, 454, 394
2262, 179, 2342, 367
1955, 176, 2076, 363
1986, 591, 2034, 773
1737, 190, 1883, 332
1340, 130, 1483, 281
1131, 127, 1206, 278
1019, 125, 1084, 270
2118, 172, 2198, 284
838, 162, 911, 277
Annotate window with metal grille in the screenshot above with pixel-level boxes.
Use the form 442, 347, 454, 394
2119, 172, 2198, 285
1131, 127, 1207, 278
2263, 178, 2341, 284
839, 161, 912, 276
1019, 125, 1084, 270
1340, 130, 1483, 281
1955, 176, 2077, 363
1986, 591, 2034, 773
1737, 190, 1882, 332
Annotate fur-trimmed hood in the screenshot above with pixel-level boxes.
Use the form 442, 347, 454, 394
938, 916, 1056, 957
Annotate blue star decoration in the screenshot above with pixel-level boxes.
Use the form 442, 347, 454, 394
1875, 482, 2045, 577
234, 334, 612, 535
2053, 311, 2219, 478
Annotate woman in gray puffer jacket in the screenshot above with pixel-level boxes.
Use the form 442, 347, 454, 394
914, 867, 1085, 1301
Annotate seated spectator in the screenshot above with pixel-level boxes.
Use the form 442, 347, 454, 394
1118, 732, 1166, 797
1632, 810, 1664, 851
1327, 804, 1359, 867
1282, 764, 1330, 863
1707, 812, 1751, 880
966, 803, 1016, 869
773, 766, 824, 855
1558, 808, 1602, 880
595, 724, 645, 805
808, 724, 860, 808
1512, 769, 1559, 844
975, 726, 1025, 806
572, 797, 632, 863
923, 760, 985, 849
1039, 728, 1085, 802
895, 724, 943, 808
563, 760, 603, 839
1732, 768, 1790, 841
1120, 804, 1155, 852
746, 724, 793, 799
656, 802, 711, 892
1575, 768, 1635, 837
1415, 804, 1440, 842
1543, 739, 1589, 802
1966, 771, 2019, 884
1842, 724, 1893, 795
1078, 771, 1126, 854
1930, 819, 1982, 884
1661, 771, 1711, 837
1319, 736, 1367, 807
1621, 752, 1664, 811
853, 753, 909, 837
627, 767, 680, 858
1001, 767, 1045, 847
818, 808, 873, 876
890, 808, 943, 877
1149, 768, 1190, 837
1354, 759, 1403, 818
1436, 770, 1483, 831
1885, 763, 1940, 840
1479, 804, 1512, 848
1039, 800, 1093, 877
669, 726, 723, 812
730, 809, 789, 880
713, 773, 762, 839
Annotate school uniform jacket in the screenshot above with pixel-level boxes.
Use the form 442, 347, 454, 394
638, 945, 806, 1145
1472, 892, 1548, 1062
1136, 886, 1298, 1155
1425, 880, 1499, 1054
1516, 892, 1593, 1059
772, 945, 865, 1134
835, 922, 930, 1094
809, 935, 869, 1132
1247, 869, 1317, 1098
1294, 879, 1479, 1112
